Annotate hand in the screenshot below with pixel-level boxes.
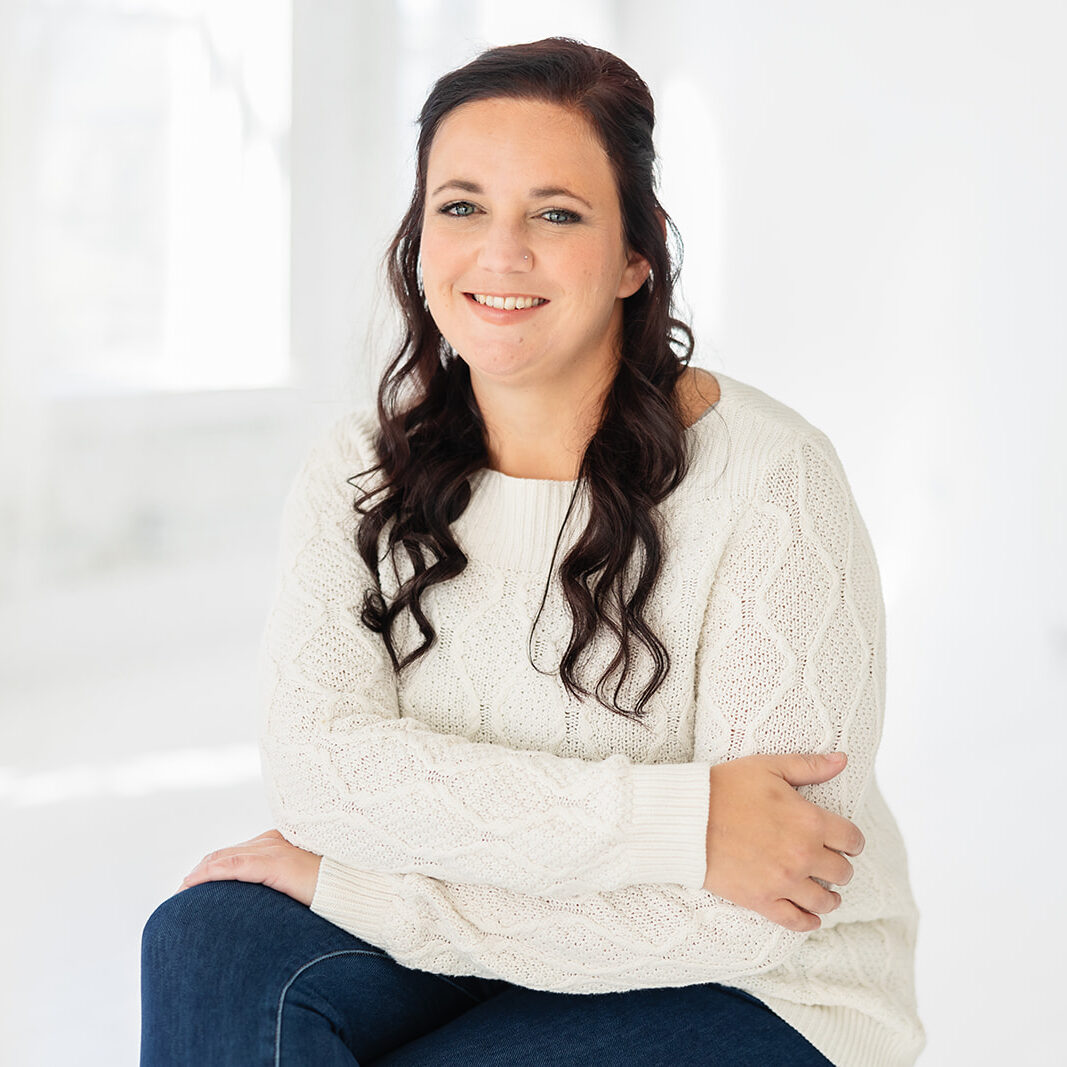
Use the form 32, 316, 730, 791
703, 752, 865, 932
180, 829, 322, 907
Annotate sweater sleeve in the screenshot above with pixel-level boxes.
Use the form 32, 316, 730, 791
690, 429, 884, 818
311, 863, 804, 993
259, 414, 712, 899
303, 429, 885, 991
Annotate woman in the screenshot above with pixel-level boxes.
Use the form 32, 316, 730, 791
142, 38, 923, 1066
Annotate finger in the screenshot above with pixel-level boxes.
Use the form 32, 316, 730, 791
182, 850, 272, 889
183, 842, 271, 881
788, 878, 841, 917
761, 899, 822, 933
769, 752, 848, 788
201, 830, 279, 859
195, 843, 247, 867
191, 834, 279, 872
810, 847, 854, 888
822, 813, 865, 856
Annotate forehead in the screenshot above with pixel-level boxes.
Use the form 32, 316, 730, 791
426, 97, 615, 193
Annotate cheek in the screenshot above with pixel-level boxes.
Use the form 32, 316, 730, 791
579, 240, 627, 295
573, 257, 623, 312
420, 224, 464, 283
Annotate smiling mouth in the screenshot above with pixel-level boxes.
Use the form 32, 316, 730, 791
466, 292, 549, 311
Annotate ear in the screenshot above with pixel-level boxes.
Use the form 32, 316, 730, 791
618, 209, 665, 298
618, 247, 652, 299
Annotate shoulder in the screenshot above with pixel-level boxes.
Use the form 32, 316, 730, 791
306, 405, 380, 470
281, 405, 383, 527
693, 372, 844, 503
713, 371, 829, 453
286, 405, 385, 503
695, 376, 879, 593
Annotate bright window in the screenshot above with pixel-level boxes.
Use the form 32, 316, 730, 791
14, 0, 291, 393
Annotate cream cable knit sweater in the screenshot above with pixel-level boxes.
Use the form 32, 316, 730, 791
259, 372, 924, 1067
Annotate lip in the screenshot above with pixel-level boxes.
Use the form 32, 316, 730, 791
463, 291, 550, 323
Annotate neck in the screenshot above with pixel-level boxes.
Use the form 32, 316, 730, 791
471, 361, 619, 481
468, 366, 721, 480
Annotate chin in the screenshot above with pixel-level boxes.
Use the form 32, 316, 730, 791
459, 353, 546, 382
450, 336, 537, 371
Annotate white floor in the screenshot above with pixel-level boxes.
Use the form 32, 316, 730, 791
1, 556, 276, 1065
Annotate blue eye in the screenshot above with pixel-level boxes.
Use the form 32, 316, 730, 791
541, 208, 581, 224
440, 201, 477, 217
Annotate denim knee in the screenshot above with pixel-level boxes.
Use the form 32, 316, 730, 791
142, 881, 267, 981
145, 882, 222, 947
141, 883, 305, 1065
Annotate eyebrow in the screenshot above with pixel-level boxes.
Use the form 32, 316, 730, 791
430, 180, 593, 210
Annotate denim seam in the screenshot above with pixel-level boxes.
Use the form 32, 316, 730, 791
274, 948, 485, 1064
275, 948, 387, 1066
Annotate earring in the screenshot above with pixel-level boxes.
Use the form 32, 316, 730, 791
439, 337, 457, 369
416, 251, 426, 299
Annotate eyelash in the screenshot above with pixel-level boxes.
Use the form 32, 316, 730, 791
541, 207, 582, 224
438, 201, 582, 225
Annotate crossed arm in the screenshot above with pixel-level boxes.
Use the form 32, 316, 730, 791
181, 422, 877, 984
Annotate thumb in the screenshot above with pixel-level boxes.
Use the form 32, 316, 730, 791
772, 752, 847, 787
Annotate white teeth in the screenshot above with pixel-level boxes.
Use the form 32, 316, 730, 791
472, 293, 546, 310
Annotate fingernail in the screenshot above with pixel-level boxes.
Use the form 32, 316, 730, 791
828, 751, 846, 762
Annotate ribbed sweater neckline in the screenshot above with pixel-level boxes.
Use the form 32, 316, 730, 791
453, 373, 731, 574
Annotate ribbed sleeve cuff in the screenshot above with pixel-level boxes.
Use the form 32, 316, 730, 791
310, 856, 398, 945
628, 762, 711, 889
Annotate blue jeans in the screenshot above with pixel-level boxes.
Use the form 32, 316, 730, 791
141, 881, 834, 1066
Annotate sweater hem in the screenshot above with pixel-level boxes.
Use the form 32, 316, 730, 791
757, 995, 924, 1067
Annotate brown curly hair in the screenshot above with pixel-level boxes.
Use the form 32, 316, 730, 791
350, 37, 702, 727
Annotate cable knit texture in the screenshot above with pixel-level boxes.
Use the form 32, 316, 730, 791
259, 372, 924, 1067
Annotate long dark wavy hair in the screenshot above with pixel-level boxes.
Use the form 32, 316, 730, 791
352, 37, 700, 726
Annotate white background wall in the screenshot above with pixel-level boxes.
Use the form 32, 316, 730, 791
625, 5, 1066, 1064
1, 1, 1064, 1063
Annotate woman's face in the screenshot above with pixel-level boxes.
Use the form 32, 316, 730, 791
420, 96, 650, 394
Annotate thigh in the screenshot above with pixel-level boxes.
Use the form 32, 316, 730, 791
140, 881, 507, 1066
367, 980, 833, 1067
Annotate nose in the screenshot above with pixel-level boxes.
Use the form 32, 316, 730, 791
476, 219, 533, 275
